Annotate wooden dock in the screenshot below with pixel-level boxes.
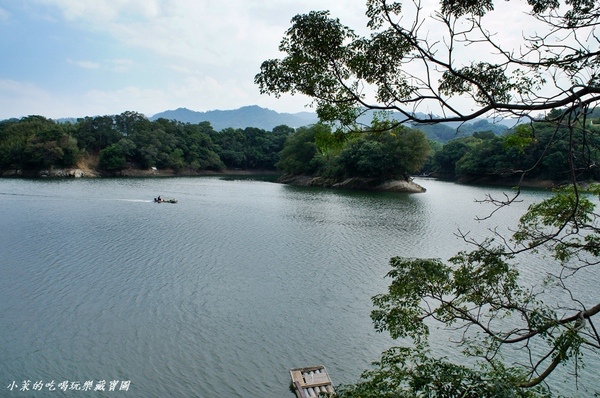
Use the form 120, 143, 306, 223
290, 365, 335, 397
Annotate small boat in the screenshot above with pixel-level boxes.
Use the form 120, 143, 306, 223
154, 197, 177, 204
290, 365, 334, 398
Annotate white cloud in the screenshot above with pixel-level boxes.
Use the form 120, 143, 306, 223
81, 86, 167, 116
35, 0, 118, 22
109, 58, 134, 72
121, 0, 161, 19
65, 58, 134, 73
33, 0, 367, 67
67, 59, 100, 69
0, 79, 149, 119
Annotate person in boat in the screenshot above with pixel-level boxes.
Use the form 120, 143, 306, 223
157, 195, 162, 203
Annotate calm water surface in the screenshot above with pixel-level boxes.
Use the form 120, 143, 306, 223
0, 177, 597, 397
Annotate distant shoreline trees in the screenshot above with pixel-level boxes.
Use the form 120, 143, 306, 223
2, 110, 598, 186
0, 112, 292, 175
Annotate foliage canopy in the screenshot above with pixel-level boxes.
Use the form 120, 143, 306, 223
277, 122, 431, 181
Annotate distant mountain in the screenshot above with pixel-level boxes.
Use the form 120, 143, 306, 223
149, 105, 516, 142
412, 118, 511, 142
150, 105, 318, 131
355, 110, 512, 142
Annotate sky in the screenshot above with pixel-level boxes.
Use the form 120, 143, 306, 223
0, 0, 537, 120
0, 0, 372, 119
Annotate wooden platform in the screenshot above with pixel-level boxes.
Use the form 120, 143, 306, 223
290, 365, 334, 397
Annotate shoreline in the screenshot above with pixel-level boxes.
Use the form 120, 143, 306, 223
120, 168, 280, 178
0, 167, 281, 179
451, 175, 576, 190
1, 167, 588, 192
277, 174, 427, 193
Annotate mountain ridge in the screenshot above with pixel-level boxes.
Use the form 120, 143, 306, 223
150, 105, 512, 141
150, 105, 318, 131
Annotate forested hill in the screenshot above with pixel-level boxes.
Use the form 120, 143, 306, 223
150, 105, 318, 131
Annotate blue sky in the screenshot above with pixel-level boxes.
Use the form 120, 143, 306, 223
0, 0, 368, 119
0, 1, 536, 120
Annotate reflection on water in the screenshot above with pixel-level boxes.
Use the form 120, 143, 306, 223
0, 177, 596, 397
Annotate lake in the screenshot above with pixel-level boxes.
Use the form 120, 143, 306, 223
0, 176, 597, 397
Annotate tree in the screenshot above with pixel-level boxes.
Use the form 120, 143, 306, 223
73, 116, 121, 153
98, 143, 126, 171
210, 126, 288, 170
433, 138, 473, 177
256, 0, 600, 395
2, 116, 80, 170
276, 125, 327, 175
115, 111, 148, 137
336, 125, 430, 180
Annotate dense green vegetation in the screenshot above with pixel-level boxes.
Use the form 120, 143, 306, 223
4, 110, 599, 187
430, 114, 600, 182
275, 111, 600, 184
0, 112, 292, 174
277, 122, 431, 181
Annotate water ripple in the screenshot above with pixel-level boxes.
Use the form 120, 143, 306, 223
0, 177, 596, 397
